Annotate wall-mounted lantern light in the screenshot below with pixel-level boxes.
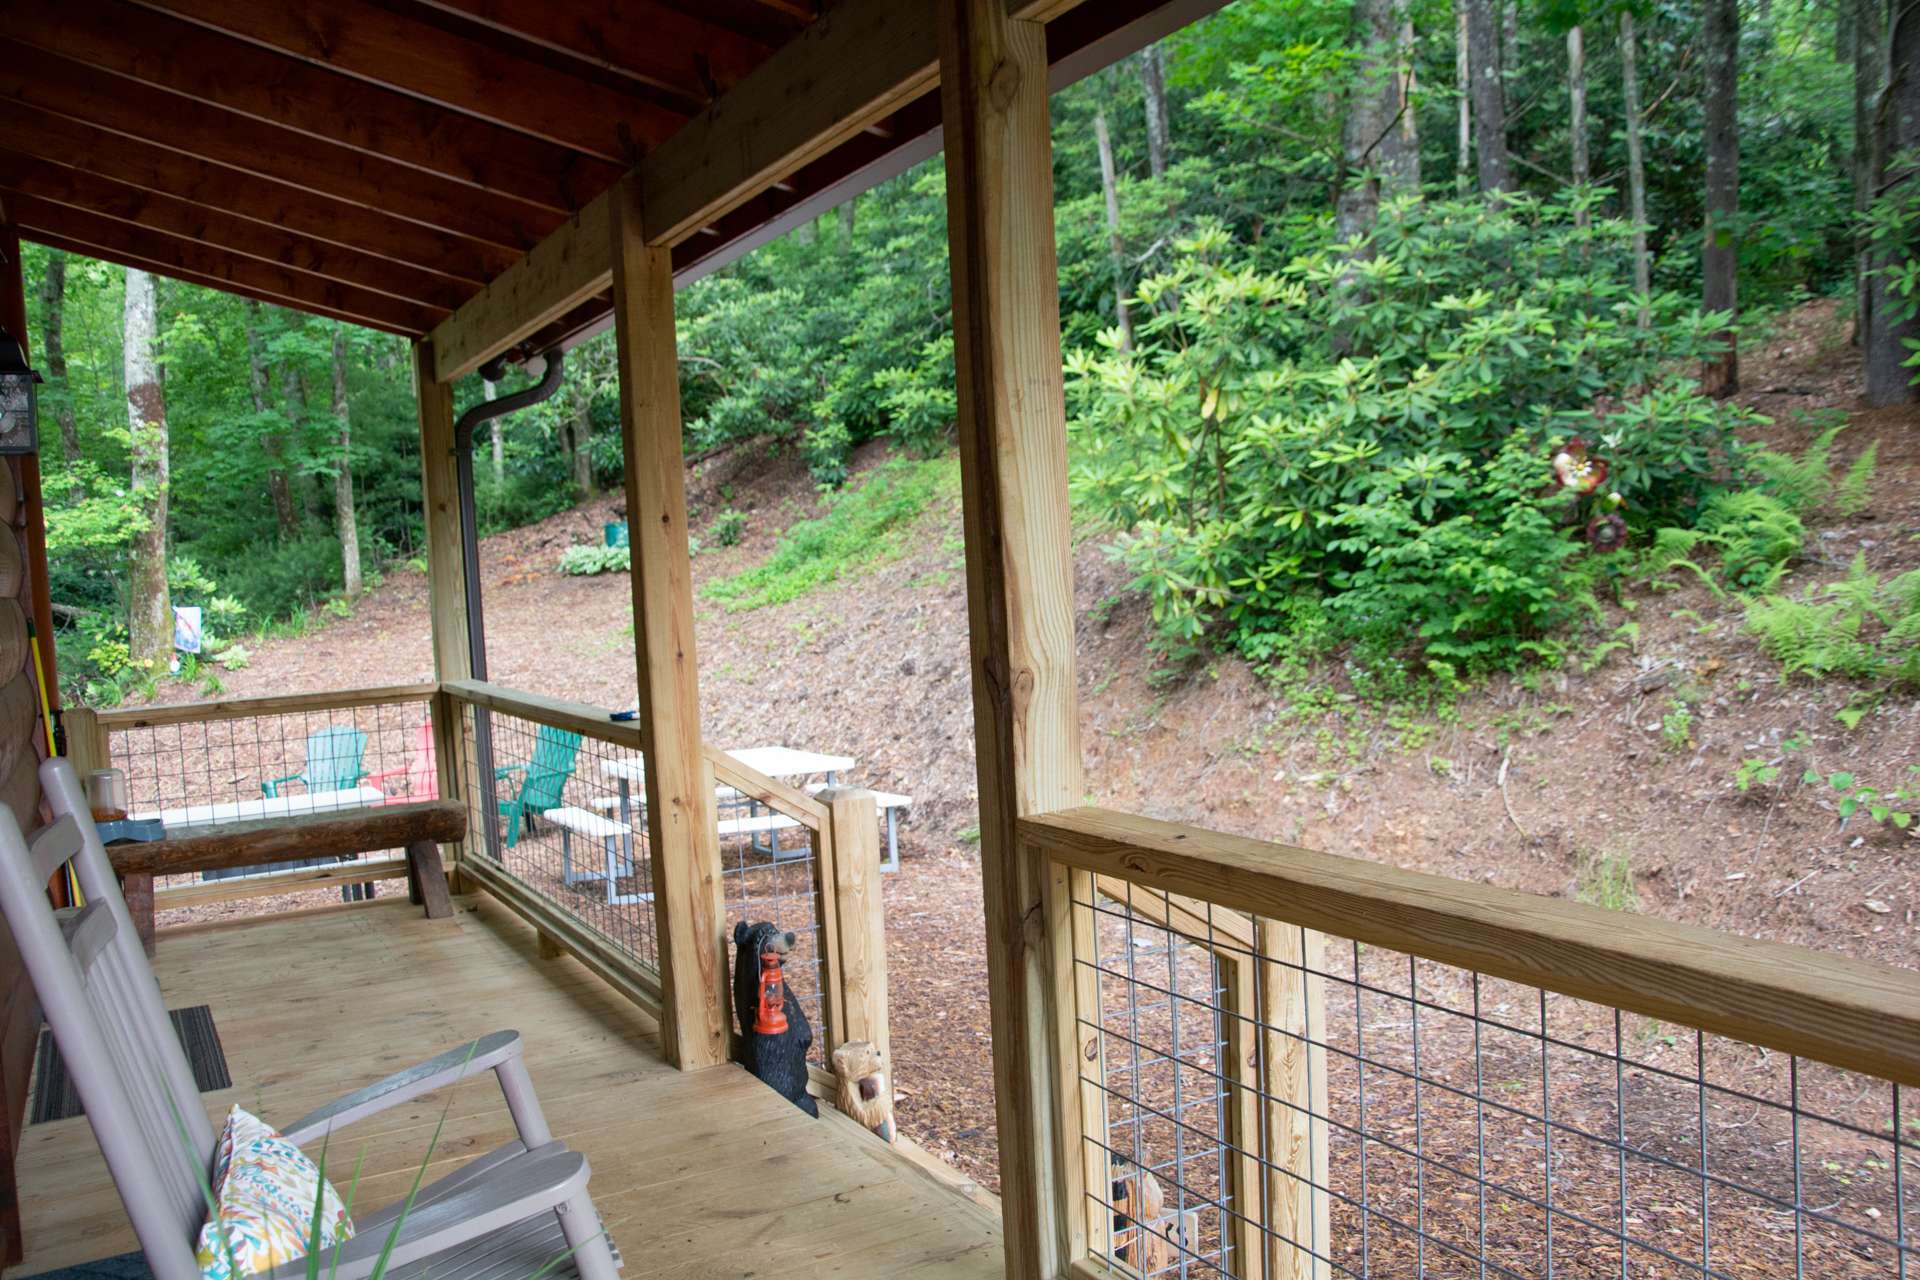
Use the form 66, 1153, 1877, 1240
0, 328, 41, 456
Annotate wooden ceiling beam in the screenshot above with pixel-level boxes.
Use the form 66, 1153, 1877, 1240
0, 46, 557, 253
408, 0, 772, 104
8, 104, 516, 285
131, 0, 687, 162
14, 0, 619, 215
0, 153, 473, 312
13, 198, 444, 334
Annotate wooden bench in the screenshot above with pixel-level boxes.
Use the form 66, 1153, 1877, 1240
107, 800, 467, 951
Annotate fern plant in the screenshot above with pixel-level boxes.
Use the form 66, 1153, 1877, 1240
1746, 554, 1920, 687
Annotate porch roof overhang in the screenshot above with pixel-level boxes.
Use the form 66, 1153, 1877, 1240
11, 0, 1222, 377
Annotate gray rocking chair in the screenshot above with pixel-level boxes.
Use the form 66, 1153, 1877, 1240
0, 758, 621, 1280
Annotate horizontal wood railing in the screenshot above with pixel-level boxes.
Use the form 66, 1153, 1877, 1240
94, 682, 439, 730
438, 678, 641, 751
1023, 805, 1920, 1089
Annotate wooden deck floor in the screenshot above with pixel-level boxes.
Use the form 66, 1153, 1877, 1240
10, 896, 1004, 1278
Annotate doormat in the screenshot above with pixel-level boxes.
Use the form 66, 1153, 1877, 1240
31, 1004, 230, 1124
16, 1252, 151, 1279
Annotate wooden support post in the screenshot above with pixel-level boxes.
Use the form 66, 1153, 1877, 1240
414, 343, 480, 871
608, 175, 729, 1072
1259, 921, 1330, 1280
818, 788, 888, 1060
63, 708, 108, 779
939, 1, 1085, 1271
1221, 951, 1267, 1280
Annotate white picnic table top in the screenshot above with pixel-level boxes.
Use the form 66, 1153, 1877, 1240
137, 786, 387, 831
598, 746, 855, 784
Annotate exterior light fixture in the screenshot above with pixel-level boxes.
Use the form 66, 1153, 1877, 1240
0, 328, 41, 456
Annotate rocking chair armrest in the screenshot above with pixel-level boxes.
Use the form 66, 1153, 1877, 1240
282, 1030, 525, 1147
264, 1143, 590, 1280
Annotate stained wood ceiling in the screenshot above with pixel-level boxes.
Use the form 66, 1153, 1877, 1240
8, 0, 1214, 364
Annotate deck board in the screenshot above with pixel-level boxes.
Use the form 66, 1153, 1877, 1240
9, 896, 1004, 1278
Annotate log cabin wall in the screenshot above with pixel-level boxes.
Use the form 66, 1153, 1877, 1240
0, 206, 53, 1268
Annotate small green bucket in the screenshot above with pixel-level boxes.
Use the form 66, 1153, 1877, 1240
603, 521, 629, 548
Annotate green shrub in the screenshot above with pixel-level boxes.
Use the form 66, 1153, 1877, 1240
713, 509, 747, 547
1068, 198, 1753, 673
558, 544, 630, 576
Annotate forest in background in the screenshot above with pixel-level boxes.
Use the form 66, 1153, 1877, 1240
23, 0, 1919, 707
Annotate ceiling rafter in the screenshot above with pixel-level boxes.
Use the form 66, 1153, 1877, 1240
0, 46, 558, 253
0, 152, 472, 312
15, 198, 443, 334
10, 0, 619, 215
129, 0, 689, 162
8, 104, 517, 284
408, 0, 771, 104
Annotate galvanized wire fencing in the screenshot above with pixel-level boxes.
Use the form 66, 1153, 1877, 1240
94, 685, 438, 918
1027, 812, 1919, 1280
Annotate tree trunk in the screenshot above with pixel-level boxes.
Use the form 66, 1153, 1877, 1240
1094, 106, 1135, 351
484, 379, 504, 483
124, 268, 172, 673
1851, 0, 1884, 344
329, 326, 362, 596
1140, 44, 1172, 178
1864, 0, 1917, 403
838, 197, 857, 253
1455, 0, 1472, 190
1337, 0, 1419, 248
1465, 0, 1512, 195
1568, 25, 1590, 227
1622, 10, 1652, 329
1397, 8, 1421, 185
570, 379, 596, 496
1701, 0, 1741, 397
37, 249, 81, 466
243, 302, 298, 540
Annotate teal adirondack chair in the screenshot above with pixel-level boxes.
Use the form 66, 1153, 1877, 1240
262, 725, 368, 798
496, 725, 583, 849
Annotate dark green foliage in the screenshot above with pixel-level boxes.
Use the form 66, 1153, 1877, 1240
1746, 555, 1920, 687
1068, 198, 1753, 672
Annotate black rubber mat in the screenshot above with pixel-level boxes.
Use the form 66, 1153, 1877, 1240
31, 1004, 230, 1125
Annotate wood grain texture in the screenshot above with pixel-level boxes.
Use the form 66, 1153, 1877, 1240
1025, 806, 1920, 1088
703, 745, 826, 830
1259, 921, 1329, 1280
940, 2, 1084, 1271
429, 186, 615, 382
0, 677, 33, 787
13, 898, 1004, 1277
820, 789, 889, 1060
151, 859, 409, 911
0, 601, 25, 686
441, 678, 641, 751
405, 838, 455, 919
413, 343, 469, 692
0, 462, 14, 527
609, 178, 729, 1072
7, 0, 617, 216
109, 801, 465, 876
0, 531, 19, 599
95, 683, 435, 730
133, 0, 684, 161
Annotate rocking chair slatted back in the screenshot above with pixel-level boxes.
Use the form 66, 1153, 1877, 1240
0, 802, 210, 1280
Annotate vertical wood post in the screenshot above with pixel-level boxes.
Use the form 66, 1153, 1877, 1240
818, 788, 889, 1060
413, 342, 479, 870
609, 175, 729, 1072
939, 1, 1086, 1271
1260, 922, 1330, 1280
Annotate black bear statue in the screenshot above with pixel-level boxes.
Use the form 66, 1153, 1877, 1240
732, 920, 818, 1117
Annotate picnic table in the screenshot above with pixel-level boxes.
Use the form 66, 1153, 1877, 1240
135, 786, 387, 830
596, 748, 851, 863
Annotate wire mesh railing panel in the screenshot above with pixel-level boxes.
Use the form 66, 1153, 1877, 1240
105, 693, 434, 909
458, 708, 659, 971
1071, 878, 1919, 1280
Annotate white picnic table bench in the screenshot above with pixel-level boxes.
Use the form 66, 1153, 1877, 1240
585, 747, 910, 873
135, 786, 387, 830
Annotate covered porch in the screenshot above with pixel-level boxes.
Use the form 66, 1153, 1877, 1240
14, 895, 1001, 1277
2, 0, 1917, 1278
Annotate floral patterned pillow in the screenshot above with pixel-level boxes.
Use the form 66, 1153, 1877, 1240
195, 1106, 354, 1280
